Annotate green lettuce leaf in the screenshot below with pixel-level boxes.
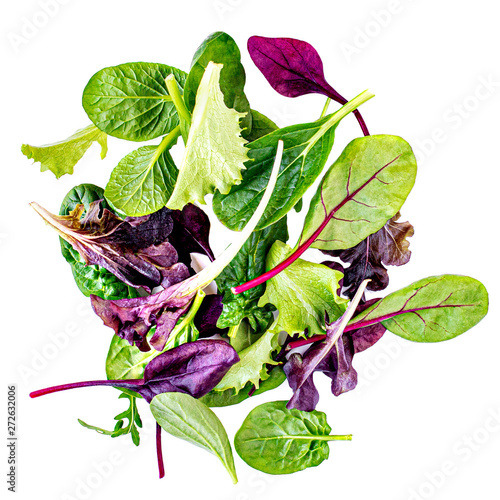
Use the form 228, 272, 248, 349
21, 124, 107, 178
259, 240, 347, 337
167, 62, 249, 209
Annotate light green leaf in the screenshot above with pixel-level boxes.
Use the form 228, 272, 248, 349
348, 275, 489, 342
235, 401, 351, 475
259, 240, 347, 337
150, 392, 238, 483
82, 63, 187, 141
167, 62, 249, 210
215, 330, 279, 394
104, 127, 181, 217
22, 124, 107, 178
300, 134, 417, 251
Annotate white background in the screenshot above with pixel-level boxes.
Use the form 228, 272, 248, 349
2, 1, 500, 499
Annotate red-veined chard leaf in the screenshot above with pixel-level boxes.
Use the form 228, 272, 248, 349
233, 134, 417, 294
348, 275, 489, 342
213, 90, 373, 231
82, 63, 187, 141
247, 36, 369, 135
324, 212, 414, 298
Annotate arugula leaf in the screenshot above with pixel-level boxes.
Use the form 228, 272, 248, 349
104, 127, 181, 217
214, 330, 279, 394
213, 90, 373, 231
59, 184, 139, 300
324, 212, 414, 298
78, 392, 142, 446
167, 62, 249, 209
259, 240, 347, 337
234, 401, 351, 475
348, 275, 489, 342
22, 124, 107, 178
82, 63, 187, 141
184, 31, 252, 136
150, 392, 238, 483
201, 366, 286, 407
216, 217, 288, 330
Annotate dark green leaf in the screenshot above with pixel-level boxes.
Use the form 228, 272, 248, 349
183, 32, 251, 135
59, 184, 139, 300
82, 63, 187, 141
216, 217, 288, 330
213, 91, 373, 231
235, 401, 351, 474
244, 109, 278, 142
348, 275, 489, 342
150, 392, 238, 483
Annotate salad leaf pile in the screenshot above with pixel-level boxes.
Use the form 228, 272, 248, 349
25, 32, 488, 482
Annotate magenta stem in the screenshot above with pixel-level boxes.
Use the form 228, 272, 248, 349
30, 379, 144, 398
331, 94, 370, 137
156, 423, 165, 479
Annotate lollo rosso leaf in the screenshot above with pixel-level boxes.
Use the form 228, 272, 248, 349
150, 392, 238, 483
213, 91, 373, 232
258, 240, 347, 337
184, 31, 252, 137
348, 275, 489, 343
32, 198, 190, 291
104, 127, 181, 217
247, 36, 369, 135
167, 62, 250, 210
21, 124, 107, 179
82, 63, 187, 141
325, 212, 414, 298
59, 184, 139, 300
234, 401, 351, 475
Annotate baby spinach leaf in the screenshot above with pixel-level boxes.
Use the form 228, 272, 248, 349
167, 62, 249, 209
301, 135, 417, 251
59, 184, 139, 300
214, 330, 279, 394
213, 90, 373, 231
82, 63, 187, 141
248, 36, 369, 135
22, 124, 107, 178
184, 31, 251, 136
216, 217, 288, 330
324, 212, 414, 298
151, 392, 238, 483
348, 275, 489, 342
259, 241, 347, 337
244, 109, 278, 142
234, 401, 351, 475
201, 367, 286, 408
104, 127, 181, 217
78, 392, 142, 446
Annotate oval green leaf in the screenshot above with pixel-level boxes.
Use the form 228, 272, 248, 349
349, 274, 488, 342
235, 401, 351, 475
150, 392, 238, 483
83, 63, 187, 141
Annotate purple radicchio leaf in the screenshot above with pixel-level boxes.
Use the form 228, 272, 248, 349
168, 203, 215, 273
247, 36, 369, 135
31, 201, 180, 290
91, 280, 195, 351
323, 212, 414, 299
284, 281, 368, 411
30, 339, 240, 404
193, 294, 229, 337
